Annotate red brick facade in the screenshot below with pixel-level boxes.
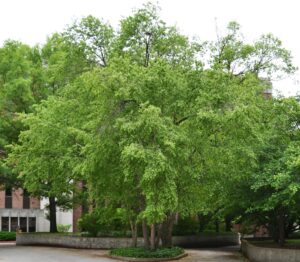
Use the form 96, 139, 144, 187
12, 189, 23, 209
73, 205, 83, 232
0, 188, 40, 209
0, 191, 5, 208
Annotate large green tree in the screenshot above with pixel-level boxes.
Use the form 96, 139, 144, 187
7, 3, 297, 245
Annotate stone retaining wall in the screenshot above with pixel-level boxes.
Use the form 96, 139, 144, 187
241, 239, 300, 262
17, 233, 239, 249
173, 234, 239, 247
16, 234, 143, 249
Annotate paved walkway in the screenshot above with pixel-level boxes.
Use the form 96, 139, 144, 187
0, 244, 248, 262
0, 245, 114, 262
181, 246, 248, 262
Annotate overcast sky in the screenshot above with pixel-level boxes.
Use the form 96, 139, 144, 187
1, 0, 299, 96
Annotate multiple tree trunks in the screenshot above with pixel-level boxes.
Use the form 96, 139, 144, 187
135, 214, 176, 249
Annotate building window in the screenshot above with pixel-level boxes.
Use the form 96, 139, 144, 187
0, 217, 37, 232
29, 217, 36, 232
23, 190, 30, 209
20, 217, 27, 232
1, 217, 9, 231
5, 188, 12, 209
10, 217, 18, 232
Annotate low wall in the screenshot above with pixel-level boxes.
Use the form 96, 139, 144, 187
173, 234, 239, 247
241, 239, 300, 262
16, 233, 239, 249
17, 234, 144, 249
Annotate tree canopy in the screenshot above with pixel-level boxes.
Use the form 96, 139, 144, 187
2, 3, 299, 247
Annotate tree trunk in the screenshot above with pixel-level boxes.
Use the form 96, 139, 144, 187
198, 213, 210, 232
150, 224, 156, 250
130, 221, 138, 247
160, 214, 175, 247
155, 224, 161, 248
225, 216, 232, 232
277, 208, 285, 247
49, 196, 57, 233
215, 220, 219, 233
142, 220, 150, 249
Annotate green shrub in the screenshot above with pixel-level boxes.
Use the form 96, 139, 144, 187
290, 231, 300, 239
110, 247, 184, 258
77, 209, 129, 237
173, 216, 199, 236
57, 224, 71, 233
0, 231, 16, 241
77, 212, 103, 237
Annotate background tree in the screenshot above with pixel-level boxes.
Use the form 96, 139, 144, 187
7, 97, 85, 232
249, 97, 300, 246
0, 40, 46, 188
65, 15, 115, 67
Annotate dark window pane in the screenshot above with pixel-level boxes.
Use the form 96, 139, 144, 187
23, 189, 29, 197
23, 196, 30, 209
20, 217, 27, 232
11, 217, 18, 232
5, 188, 12, 196
1, 217, 9, 231
5, 196, 12, 208
29, 217, 36, 232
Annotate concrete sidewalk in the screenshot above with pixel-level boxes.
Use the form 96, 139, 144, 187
0, 246, 114, 262
181, 247, 247, 262
0, 245, 247, 262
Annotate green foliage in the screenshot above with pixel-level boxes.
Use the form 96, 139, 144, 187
110, 247, 184, 258
77, 212, 103, 237
0, 40, 46, 188
7, 97, 79, 200
57, 224, 71, 233
65, 15, 114, 67
77, 209, 129, 237
210, 22, 297, 78
173, 217, 199, 236
290, 232, 300, 239
42, 33, 94, 93
0, 231, 16, 241
3, 2, 297, 246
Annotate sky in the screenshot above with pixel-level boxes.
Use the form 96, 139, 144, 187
1, 0, 299, 96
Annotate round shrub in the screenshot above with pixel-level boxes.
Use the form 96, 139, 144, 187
110, 247, 184, 258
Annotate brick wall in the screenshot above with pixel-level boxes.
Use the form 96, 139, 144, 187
0, 190, 5, 208
0, 188, 40, 209
30, 197, 40, 209
12, 188, 23, 209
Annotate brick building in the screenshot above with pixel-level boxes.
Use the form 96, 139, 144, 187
0, 186, 75, 232
0, 188, 48, 232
